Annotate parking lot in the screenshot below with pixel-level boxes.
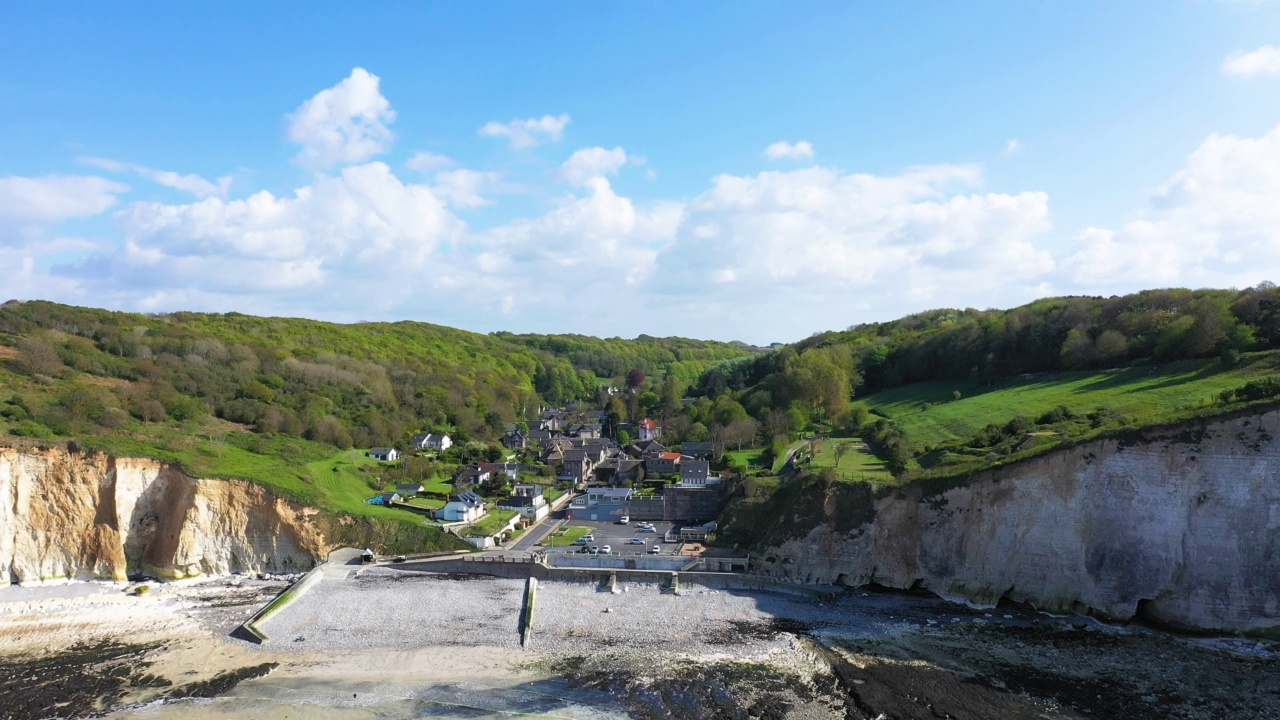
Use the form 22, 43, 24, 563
545, 518, 677, 556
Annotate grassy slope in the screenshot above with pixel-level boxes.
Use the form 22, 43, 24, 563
864, 351, 1280, 453
809, 437, 894, 483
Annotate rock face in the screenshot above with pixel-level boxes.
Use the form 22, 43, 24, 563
760, 410, 1280, 634
0, 446, 327, 583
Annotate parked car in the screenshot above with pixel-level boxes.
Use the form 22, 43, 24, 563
649, 545, 661, 554
581, 534, 595, 543
572, 537, 589, 545
628, 538, 646, 545
589, 546, 600, 554
392, 555, 406, 563
638, 525, 656, 533
601, 545, 612, 554
618, 516, 630, 524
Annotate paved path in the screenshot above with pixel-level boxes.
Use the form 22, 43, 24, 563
508, 510, 566, 552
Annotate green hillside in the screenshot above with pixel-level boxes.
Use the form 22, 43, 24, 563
0, 300, 754, 550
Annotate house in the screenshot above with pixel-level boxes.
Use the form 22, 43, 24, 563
526, 429, 555, 446
409, 432, 452, 452
645, 452, 682, 476
568, 423, 601, 439
455, 462, 499, 488
638, 418, 661, 441
594, 456, 645, 485
501, 430, 528, 450
630, 439, 665, 459
680, 458, 711, 487
438, 491, 485, 522
497, 484, 549, 521
558, 452, 592, 486
369, 447, 400, 462
497, 462, 523, 481
396, 483, 424, 496
681, 441, 713, 459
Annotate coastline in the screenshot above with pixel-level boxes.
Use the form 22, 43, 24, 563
2, 569, 1279, 720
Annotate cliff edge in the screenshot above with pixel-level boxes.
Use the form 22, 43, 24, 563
0, 446, 327, 582
756, 409, 1280, 635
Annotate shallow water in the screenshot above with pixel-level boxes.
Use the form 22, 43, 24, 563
108, 675, 630, 720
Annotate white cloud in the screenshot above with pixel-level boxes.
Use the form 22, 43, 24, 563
1004, 139, 1022, 154
60, 162, 460, 298
1221, 44, 1280, 76
478, 114, 570, 149
81, 157, 231, 199
763, 140, 815, 160
558, 146, 628, 185
287, 68, 396, 168
406, 151, 455, 173
1062, 123, 1280, 290
644, 164, 1054, 336
432, 169, 500, 208
0, 175, 129, 222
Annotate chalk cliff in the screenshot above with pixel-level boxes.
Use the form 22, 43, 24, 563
0, 446, 326, 583
759, 409, 1280, 634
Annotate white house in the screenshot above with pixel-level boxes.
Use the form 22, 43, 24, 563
497, 484, 549, 521
438, 491, 485, 522
638, 418, 661, 441
369, 447, 400, 462
410, 432, 453, 452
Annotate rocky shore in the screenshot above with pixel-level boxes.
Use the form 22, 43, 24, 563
2, 567, 1278, 719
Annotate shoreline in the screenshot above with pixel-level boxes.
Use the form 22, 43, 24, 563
2, 571, 1279, 720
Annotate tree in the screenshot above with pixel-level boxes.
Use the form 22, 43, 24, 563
833, 441, 854, 468
626, 368, 646, 389
16, 338, 64, 377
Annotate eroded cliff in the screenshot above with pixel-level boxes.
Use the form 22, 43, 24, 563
759, 409, 1280, 634
0, 446, 327, 583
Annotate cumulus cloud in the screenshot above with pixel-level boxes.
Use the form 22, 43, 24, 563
432, 169, 501, 208
642, 163, 1055, 336
80, 156, 231, 199
478, 114, 570, 149
558, 146, 628, 185
0, 175, 129, 222
1221, 44, 1280, 76
406, 151, 455, 173
763, 140, 815, 160
287, 68, 396, 168
1061, 123, 1280, 290
59, 162, 459, 299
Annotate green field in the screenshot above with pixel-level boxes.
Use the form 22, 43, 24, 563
808, 436, 893, 483
864, 352, 1280, 454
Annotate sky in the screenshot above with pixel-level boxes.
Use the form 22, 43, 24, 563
2, 2, 1279, 345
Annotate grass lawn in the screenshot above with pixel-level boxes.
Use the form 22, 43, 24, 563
725, 447, 767, 469
808, 436, 894, 483
864, 351, 1280, 453
470, 509, 520, 537
545, 487, 565, 502
401, 496, 445, 510
421, 478, 455, 495
545, 524, 593, 547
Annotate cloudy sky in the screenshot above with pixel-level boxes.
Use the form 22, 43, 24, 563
2, 2, 1279, 344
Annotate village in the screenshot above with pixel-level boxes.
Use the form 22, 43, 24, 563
361, 403, 733, 556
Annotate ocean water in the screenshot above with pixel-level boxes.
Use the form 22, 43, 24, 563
108, 676, 630, 720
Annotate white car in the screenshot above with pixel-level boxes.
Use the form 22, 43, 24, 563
628, 537, 646, 545
601, 545, 612, 554
618, 516, 630, 524
638, 525, 656, 533
649, 545, 661, 554
589, 546, 600, 554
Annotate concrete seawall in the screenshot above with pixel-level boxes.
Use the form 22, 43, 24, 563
400, 558, 837, 598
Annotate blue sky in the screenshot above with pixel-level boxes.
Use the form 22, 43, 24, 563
2, 2, 1279, 344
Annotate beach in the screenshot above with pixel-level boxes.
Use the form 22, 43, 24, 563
2, 566, 1279, 720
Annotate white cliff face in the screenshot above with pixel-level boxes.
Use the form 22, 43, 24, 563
761, 410, 1280, 634
0, 447, 326, 584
